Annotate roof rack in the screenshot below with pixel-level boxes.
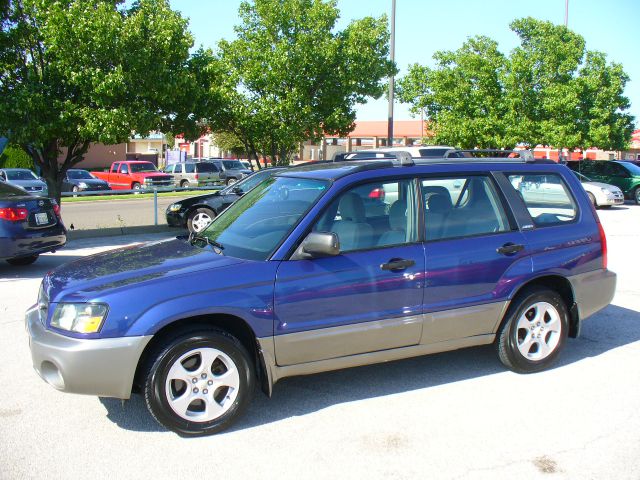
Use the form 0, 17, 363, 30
443, 149, 535, 162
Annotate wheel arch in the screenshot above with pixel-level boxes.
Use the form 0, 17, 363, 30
505, 274, 579, 338
133, 313, 272, 397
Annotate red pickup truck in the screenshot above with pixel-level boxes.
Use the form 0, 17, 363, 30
93, 161, 174, 191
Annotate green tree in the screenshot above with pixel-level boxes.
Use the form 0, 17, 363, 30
215, 0, 396, 165
0, 0, 215, 202
0, 144, 33, 169
397, 17, 635, 151
397, 36, 508, 148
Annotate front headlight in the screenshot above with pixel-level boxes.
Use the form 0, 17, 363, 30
168, 203, 182, 212
51, 303, 108, 334
78, 182, 88, 188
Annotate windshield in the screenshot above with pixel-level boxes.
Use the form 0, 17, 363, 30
6, 170, 38, 181
67, 169, 95, 180
130, 163, 158, 173
618, 161, 640, 176
572, 171, 592, 182
222, 160, 244, 170
0, 182, 26, 197
201, 176, 328, 260
221, 168, 282, 194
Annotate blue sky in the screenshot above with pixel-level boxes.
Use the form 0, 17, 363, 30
171, 0, 639, 126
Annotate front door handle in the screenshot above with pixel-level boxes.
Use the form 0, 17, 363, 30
497, 243, 525, 255
380, 258, 415, 271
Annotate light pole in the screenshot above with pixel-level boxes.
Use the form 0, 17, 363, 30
564, 0, 569, 26
387, 0, 396, 147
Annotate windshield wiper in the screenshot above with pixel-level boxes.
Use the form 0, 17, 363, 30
188, 231, 224, 253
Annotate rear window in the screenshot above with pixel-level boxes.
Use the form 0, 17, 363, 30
185, 163, 195, 174
508, 174, 577, 226
0, 181, 26, 196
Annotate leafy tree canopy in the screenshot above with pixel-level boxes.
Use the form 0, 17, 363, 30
0, 0, 218, 201
397, 17, 635, 151
213, 0, 396, 165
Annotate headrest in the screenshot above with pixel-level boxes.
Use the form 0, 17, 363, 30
388, 200, 406, 230
428, 193, 453, 214
339, 192, 366, 222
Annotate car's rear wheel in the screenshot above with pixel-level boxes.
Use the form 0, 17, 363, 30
586, 192, 597, 208
180, 180, 190, 188
187, 208, 215, 233
142, 329, 254, 436
496, 287, 568, 373
634, 187, 640, 205
6, 254, 39, 266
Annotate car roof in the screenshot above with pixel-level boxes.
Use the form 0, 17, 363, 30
278, 157, 566, 181
1, 168, 32, 171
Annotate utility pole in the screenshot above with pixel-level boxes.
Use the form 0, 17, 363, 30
564, 0, 569, 27
387, 0, 396, 147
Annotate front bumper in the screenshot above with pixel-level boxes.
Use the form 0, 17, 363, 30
165, 209, 186, 228
26, 307, 152, 399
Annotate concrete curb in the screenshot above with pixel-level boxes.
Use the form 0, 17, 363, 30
66, 225, 175, 240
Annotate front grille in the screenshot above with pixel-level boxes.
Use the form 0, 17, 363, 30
25, 186, 43, 192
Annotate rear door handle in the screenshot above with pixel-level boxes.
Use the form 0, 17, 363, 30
380, 258, 415, 271
497, 243, 525, 255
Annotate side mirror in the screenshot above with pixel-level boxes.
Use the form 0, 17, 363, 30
292, 232, 340, 260
231, 186, 243, 195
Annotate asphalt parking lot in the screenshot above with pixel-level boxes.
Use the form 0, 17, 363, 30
1, 207, 639, 480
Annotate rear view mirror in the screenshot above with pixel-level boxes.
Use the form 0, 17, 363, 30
292, 232, 340, 260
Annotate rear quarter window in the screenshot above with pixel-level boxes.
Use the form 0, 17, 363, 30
508, 173, 577, 227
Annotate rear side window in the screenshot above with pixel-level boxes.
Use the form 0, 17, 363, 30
508, 174, 577, 226
185, 163, 195, 174
422, 176, 510, 241
196, 163, 217, 173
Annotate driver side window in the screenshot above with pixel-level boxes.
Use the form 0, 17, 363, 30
313, 179, 417, 253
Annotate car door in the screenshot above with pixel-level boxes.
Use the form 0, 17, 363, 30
273, 177, 425, 366
420, 174, 529, 344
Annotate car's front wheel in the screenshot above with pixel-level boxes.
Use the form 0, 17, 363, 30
187, 208, 215, 233
496, 287, 568, 373
634, 187, 640, 205
142, 329, 254, 436
6, 254, 39, 266
586, 192, 597, 208
226, 178, 237, 186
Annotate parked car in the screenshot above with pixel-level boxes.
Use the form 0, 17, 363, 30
343, 145, 456, 160
92, 161, 173, 190
0, 168, 48, 197
164, 162, 221, 188
62, 169, 111, 194
567, 160, 640, 204
571, 171, 624, 208
1, 181, 65, 265
166, 167, 286, 233
206, 159, 252, 185
27, 156, 615, 435
240, 160, 253, 171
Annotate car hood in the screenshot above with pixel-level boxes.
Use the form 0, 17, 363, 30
73, 178, 109, 185
583, 181, 621, 193
44, 237, 244, 303
9, 179, 46, 187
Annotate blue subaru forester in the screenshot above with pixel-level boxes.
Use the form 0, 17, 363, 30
26, 154, 616, 435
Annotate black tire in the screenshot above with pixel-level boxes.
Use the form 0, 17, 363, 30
72, 186, 79, 197
132, 182, 141, 192
187, 207, 215, 233
6, 254, 39, 266
496, 287, 569, 373
226, 177, 237, 186
634, 187, 640, 205
142, 329, 255, 436
180, 180, 190, 188
586, 192, 597, 208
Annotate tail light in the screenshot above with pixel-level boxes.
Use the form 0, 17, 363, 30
52, 202, 61, 219
368, 187, 385, 200
0, 207, 28, 222
194, 174, 199, 180
598, 222, 607, 270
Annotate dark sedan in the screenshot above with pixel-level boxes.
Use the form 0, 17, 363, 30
166, 167, 286, 233
0, 181, 66, 265
62, 169, 111, 193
